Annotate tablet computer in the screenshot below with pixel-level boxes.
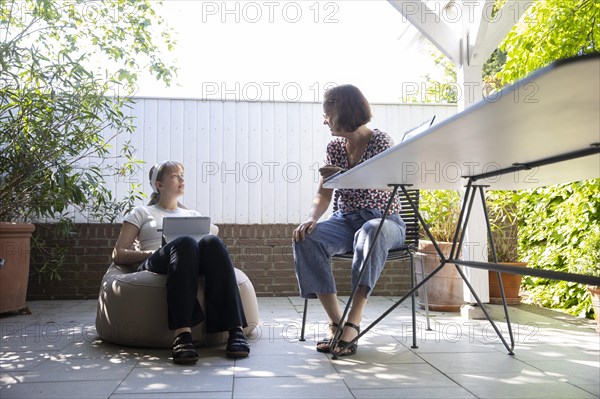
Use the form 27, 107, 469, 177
161, 216, 211, 244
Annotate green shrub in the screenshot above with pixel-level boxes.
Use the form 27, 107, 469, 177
518, 179, 600, 317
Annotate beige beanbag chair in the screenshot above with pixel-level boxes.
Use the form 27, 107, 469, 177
95, 263, 259, 348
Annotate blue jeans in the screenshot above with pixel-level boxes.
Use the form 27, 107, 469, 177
293, 209, 406, 299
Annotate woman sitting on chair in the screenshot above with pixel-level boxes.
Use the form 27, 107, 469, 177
112, 160, 250, 364
293, 85, 406, 356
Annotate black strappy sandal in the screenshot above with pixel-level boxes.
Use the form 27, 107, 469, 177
172, 333, 199, 365
333, 322, 360, 357
316, 322, 340, 353
226, 328, 250, 358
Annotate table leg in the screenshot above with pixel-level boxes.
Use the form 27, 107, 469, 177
330, 182, 518, 357
449, 183, 515, 354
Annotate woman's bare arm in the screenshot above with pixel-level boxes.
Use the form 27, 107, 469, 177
293, 175, 334, 241
112, 222, 154, 265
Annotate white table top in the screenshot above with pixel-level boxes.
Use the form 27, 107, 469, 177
324, 55, 600, 191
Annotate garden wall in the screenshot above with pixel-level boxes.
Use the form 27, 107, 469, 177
27, 223, 413, 300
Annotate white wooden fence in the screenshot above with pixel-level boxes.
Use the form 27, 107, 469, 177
96, 99, 456, 224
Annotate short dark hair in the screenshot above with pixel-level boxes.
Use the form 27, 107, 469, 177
323, 84, 372, 133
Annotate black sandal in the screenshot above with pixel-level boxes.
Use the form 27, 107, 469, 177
226, 329, 250, 358
333, 322, 360, 357
172, 332, 199, 365
316, 322, 340, 353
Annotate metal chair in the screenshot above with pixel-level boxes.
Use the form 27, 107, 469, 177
299, 189, 430, 349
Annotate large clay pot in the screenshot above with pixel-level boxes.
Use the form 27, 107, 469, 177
415, 241, 465, 312
488, 262, 527, 305
0, 222, 35, 313
589, 286, 600, 333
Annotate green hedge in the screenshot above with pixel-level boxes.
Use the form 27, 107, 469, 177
518, 179, 600, 318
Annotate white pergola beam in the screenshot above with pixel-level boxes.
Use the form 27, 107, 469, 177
469, 0, 534, 65
466, 0, 496, 65
388, 0, 462, 65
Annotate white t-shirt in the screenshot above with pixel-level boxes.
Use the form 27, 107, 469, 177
123, 205, 202, 251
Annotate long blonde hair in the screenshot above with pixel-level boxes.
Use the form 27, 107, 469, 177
147, 161, 184, 206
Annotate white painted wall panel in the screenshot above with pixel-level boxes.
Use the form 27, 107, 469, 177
88, 99, 456, 224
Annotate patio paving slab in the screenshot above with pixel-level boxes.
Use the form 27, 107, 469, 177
0, 297, 598, 399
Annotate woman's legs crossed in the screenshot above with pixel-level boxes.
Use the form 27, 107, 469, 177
337, 216, 406, 350
293, 212, 356, 299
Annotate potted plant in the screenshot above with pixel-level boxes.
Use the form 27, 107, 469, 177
0, 1, 175, 311
486, 191, 527, 305
0, 222, 36, 313
415, 189, 465, 311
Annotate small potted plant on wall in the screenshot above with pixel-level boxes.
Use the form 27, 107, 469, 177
486, 191, 527, 305
416, 189, 465, 311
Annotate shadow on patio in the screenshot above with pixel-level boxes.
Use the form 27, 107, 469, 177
1, 296, 598, 399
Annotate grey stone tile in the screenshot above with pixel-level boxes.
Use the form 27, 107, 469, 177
58, 338, 147, 360
0, 350, 61, 372
234, 353, 338, 377
1, 321, 82, 352
577, 384, 600, 398
0, 300, 93, 328
405, 339, 501, 354
233, 375, 353, 399
5, 357, 137, 383
0, 379, 121, 399
334, 362, 458, 389
351, 387, 477, 399
250, 320, 306, 340
450, 371, 598, 398
110, 392, 231, 399
525, 358, 600, 387
510, 342, 600, 362
116, 365, 233, 394
0, 372, 19, 385
247, 333, 320, 356
419, 351, 537, 374
337, 340, 425, 364
140, 346, 234, 368
288, 296, 307, 306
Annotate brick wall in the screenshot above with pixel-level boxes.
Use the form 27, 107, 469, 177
27, 223, 412, 300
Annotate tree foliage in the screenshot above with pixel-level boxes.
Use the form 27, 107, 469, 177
403, 44, 459, 104
0, 0, 176, 280
0, 0, 176, 223
498, 0, 600, 85
411, 0, 600, 317
496, 0, 600, 318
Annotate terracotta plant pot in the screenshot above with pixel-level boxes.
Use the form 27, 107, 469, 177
415, 241, 465, 312
488, 262, 527, 305
589, 286, 600, 333
0, 222, 35, 313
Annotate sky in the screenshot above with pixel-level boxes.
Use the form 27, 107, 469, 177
135, 0, 439, 103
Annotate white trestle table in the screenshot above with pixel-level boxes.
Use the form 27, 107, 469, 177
323, 54, 600, 357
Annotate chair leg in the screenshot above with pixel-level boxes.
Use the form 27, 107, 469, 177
418, 254, 432, 331
409, 252, 418, 349
299, 298, 308, 341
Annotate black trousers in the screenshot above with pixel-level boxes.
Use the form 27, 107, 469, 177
139, 235, 247, 332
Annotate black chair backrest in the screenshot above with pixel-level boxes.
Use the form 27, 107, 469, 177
332, 189, 420, 247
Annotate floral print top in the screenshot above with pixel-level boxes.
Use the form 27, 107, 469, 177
325, 129, 402, 214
